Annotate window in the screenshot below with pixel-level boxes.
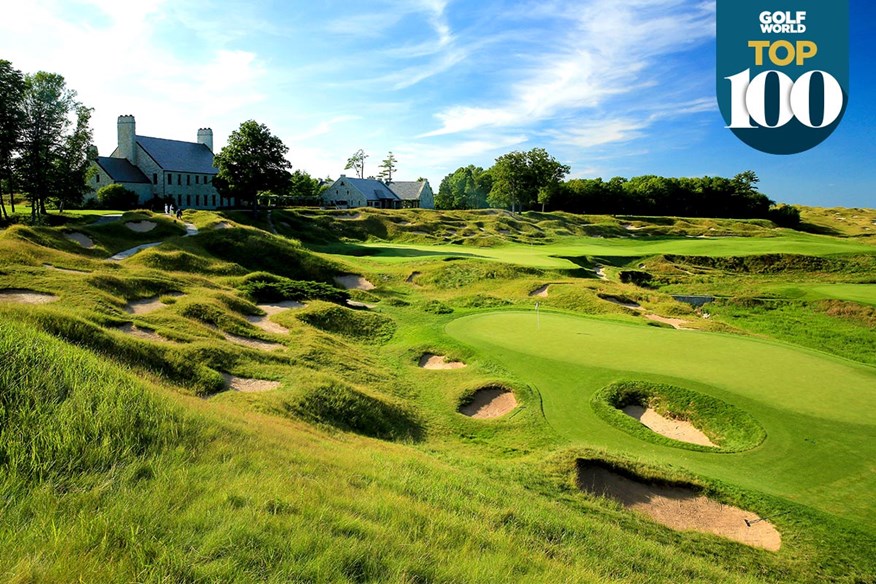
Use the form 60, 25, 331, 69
96, 173, 100, 183
205, 176, 210, 184
196, 175, 200, 185
177, 194, 182, 206
196, 195, 200, 206
212, 195, 216, 207
167, 174, 172, 184
186, 195, 191, 207
177, 174, 181, 185
186, 175, 190, 186
153, 173, 158, 185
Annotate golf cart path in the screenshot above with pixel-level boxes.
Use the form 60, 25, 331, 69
108, 222, 198, 261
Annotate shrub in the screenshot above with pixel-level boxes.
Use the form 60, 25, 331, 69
296, 302, 396, 343
239, 272, 349, 304
768, 204, 802, 228
96, 184, 139, 210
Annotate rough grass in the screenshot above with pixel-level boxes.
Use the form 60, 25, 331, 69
296, 301, 397, 343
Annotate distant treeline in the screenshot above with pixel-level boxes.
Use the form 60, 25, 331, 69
436, 150, 800, 226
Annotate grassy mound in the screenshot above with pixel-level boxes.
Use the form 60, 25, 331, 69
591, 381, 766, 452
296, 301, 396, 343
0, 320, 195, 484
239, 272, 349, 304
284, 378, 422, 441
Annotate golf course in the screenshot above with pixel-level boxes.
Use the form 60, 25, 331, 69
1, 206, 874, 582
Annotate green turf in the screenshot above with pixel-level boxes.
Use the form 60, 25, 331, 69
766, 283, 876, 305
445, 310, 876, 529
320, 232, 876, 270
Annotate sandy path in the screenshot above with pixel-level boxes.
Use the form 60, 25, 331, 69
529, 284, 550, 298
334, 274, 375, 291
346, 300, 377, 309
65, 232, 95, 248
114, 323, 165, 342
419, 353, 466, 370
645, 314, 691, 330
224, 332, 284, 351
222, 373, 281, 393
0, 289, 57, 304
577, 463, 781, 551
245, 314, 290, 335
459, 387, 517, 419
125, 220, 157, 233
125, 294, 182, 315
108, 242, 162, 261
622, 405, 717, 447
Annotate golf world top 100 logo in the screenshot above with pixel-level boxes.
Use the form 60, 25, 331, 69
717, 1, 849, 155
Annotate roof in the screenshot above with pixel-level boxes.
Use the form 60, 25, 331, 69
96, 156, 151, 183
136, 135, 217, 174
337, 177, 400, 202
387, 181, 426, 200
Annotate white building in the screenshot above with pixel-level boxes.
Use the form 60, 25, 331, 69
88, 115, 232, 209
322, 175, 434, 209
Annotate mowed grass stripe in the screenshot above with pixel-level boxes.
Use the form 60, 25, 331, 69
445, 310, 876, 529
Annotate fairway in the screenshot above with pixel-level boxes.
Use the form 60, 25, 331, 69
767, 283, 876, 305
325, 232, 876, 270
445, 310, 876, 530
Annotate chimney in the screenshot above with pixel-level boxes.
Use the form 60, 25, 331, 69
117, 115, 136, 164
197, 128, 213, 152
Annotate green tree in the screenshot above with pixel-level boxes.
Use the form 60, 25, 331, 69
488, 148, 569, 212
214, 120, 292, 215
0, 60, 25, 219
436, 165, 492, 210
377, 151, 397, 182
344, 148, 368, 179
17, 71, 93, 220
96, 183, 138, 210
288, 169, 321, 204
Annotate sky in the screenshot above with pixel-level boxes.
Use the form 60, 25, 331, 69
0, 0, 873, 208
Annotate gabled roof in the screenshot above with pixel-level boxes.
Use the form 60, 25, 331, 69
136, 135, 217, 174
337, 177, 400, 202
387, 180, 426, 200
96, 156, 151, 184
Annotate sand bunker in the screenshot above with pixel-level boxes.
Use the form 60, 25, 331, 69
43, 264, 89, 274
405, 271, 421, 284
346, 300, 377, 309
336, 212, 361, 220
595, 265, 607, 280
114, 323, 165, 342
0, 289, 58, 304
577, 463, 781, 551
602, 295, 643, 310
125, 294, 182, 315
419, 353, 466, 370
214, 221, 231, 230
459, 387, 517, 419
258, 301, 306, 315
224, 332, 284, 351
245, 314, 290, 335
622, 405, 717, 447
222, 373, 280, 393
125, 220, 157, 233
65, 232, 95, 248
334, 274, 375, 291
646, 314, 691, 330
529, 284, 550, 298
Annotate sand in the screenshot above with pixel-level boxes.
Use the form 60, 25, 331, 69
419, 353, 466, 370
65, 232, 95, 248
258, 301, 306, 315
346, 300, 377, 309
125, 294, 182, 315
334, 274, 375, 291
214, 221, 231, 230
622, 405, 717, 447
223, 332, 284, 351
602, 296, 643, 310
529, 284, 550, 298
114, 323, 165, 342
645, 314, 691, 330
108, 242, 162, 261
577, 463, 781, 551
125, 220, 157, 233
245, 314, 290, 335
43, 264, 89, 274
459, 387, 517, 419
595, 265, 607, 280
222, 373, 281, 393
336, 212, 361, 220
0, 289, 58, 304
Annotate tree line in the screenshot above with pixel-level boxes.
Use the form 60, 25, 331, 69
0, 60, 94, 221
436, 148, 800, 225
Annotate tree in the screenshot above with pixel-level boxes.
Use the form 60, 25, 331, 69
0, 60, 25, 219
17, 71, 93, 220
213, 120, 292, 215
436, 165, 491, 209
288, 169, 321, 204
344, 148, 368, 179
377, 151, 397, 182
96, 183, 138, 210
488, 148, 569, 212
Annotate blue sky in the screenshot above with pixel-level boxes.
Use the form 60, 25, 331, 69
1, 0, 873, 207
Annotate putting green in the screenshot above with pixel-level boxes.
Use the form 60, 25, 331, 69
445, 310, 876, 529
329, 233, 876, 270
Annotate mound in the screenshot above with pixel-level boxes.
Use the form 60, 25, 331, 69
599, 295, 642, 310
64, 232, 95, 248
43, 264, 89, 274
0, 289, 57, 304
223, 332, 284, 352
334, 274, 375, 291
296, 302, 396, 343
418, 353, 466, 370
114, 323, 165, 343
577, 461, 781, 551
222, 373, 280, 393
459, 387, 517, 419
126, 294, 182, 315
622, 405, 716, 447
125, 221, 157, 233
